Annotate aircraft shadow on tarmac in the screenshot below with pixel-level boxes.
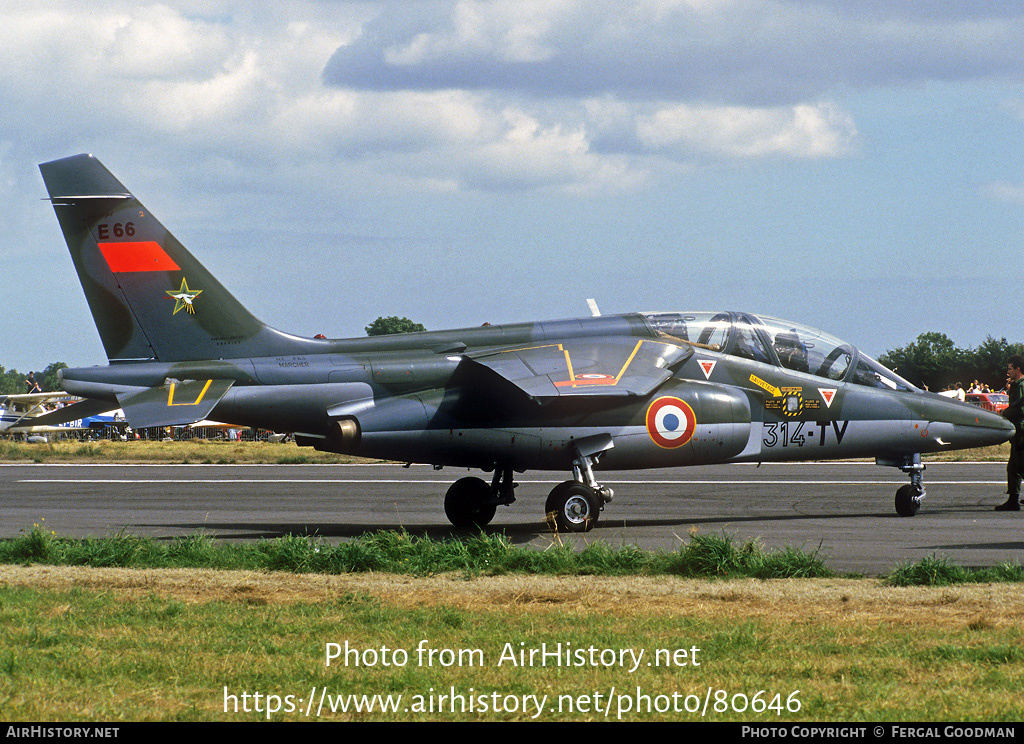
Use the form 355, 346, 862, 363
920, 540, 1024, 553
142, 521, 554, 542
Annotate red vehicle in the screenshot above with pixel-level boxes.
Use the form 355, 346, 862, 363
966, 392, 1009, 414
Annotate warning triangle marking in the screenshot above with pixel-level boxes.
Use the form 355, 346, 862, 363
819, 388, 837, 408
698, 360, 716, 380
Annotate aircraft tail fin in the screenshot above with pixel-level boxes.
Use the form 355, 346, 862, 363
39, 154, 324, 363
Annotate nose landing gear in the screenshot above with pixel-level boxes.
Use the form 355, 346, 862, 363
879, 454, 925, 517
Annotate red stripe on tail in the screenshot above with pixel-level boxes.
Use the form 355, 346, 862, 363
98, 242, 180, 272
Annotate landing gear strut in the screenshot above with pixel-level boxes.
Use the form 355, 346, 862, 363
443, 434, 617, 532
879, 454, 925, 517
443, 466, 517, 528
545, 435, 615, 533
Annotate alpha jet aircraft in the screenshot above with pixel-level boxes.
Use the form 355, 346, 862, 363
36, 154, 1013, 531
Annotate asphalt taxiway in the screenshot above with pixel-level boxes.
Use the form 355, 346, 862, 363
2, 461, 1020, 575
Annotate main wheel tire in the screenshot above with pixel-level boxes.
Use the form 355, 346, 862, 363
445, 477, 496, 528
895, 484, 922, 517
545, 481, 600, 533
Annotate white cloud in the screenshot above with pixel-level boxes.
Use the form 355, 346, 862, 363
385, 1, 568, 66
324, 0, 1024, 102
137, 52, 268, 133
0, 0, 1018, 198
0, 2, 649, 195
635, 102, 858, 158
270, 90, 644, 191
103, 5, 233, 79
467, 108, 638, 191
981, 181, 1024, 205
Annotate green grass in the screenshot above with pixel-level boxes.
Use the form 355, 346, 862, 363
0, 526, 838, 579
2, 526, 1020, 584
885, 554, 1024, 586
1, 576, 1021, 721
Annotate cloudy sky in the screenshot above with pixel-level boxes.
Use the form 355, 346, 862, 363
2, 1, 1023, 372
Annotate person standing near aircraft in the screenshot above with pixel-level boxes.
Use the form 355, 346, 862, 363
997, 355, 1024, 512
24, 372, 41, 394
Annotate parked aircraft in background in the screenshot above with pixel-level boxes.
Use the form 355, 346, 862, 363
34, 154, 1013, 531
0, 391, 123, 437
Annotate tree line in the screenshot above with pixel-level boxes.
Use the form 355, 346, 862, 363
877, 333, 1024, 393
0, 362, 68, 395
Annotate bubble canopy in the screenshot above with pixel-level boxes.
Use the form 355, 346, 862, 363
642, 311, 918, 392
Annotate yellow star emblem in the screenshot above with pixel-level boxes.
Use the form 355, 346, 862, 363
166, 278, 202, 315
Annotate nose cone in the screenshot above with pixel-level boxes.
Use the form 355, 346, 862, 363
920, 395, 1015, 450
962, 413, 1016, 447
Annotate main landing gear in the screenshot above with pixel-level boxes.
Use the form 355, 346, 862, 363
443, 434, 617, 533
879, 454, 925, 517
444, 466, 517, 528
544, 481, 612, 533
545, 437, 616, 533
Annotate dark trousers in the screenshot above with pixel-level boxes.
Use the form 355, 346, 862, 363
1008, 437, 1023, 500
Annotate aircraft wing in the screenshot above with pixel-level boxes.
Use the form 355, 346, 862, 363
0, 392, 76, 404
464, 337, 692, 400
1, 392, 81, 431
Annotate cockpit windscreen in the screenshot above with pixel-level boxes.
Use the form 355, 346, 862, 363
643, 311, 918, 392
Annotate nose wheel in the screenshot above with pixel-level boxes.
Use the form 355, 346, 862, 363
895, 484, 923, 517
879, 454, 926, 517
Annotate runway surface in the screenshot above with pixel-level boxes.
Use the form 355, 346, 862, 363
2, 461, 1021, 575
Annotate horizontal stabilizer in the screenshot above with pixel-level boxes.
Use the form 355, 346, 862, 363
466, 337, 692, 400
117, 378, 234, 429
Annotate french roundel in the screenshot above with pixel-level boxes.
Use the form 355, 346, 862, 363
645, 396, 697, 449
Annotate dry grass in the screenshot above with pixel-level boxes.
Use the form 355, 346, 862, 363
3, 565, 1021, 629
0, 439, 371, 464
2, 565, 1022, 721
925, 442, 1010, 461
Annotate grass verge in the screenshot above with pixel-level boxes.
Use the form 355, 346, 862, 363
3, 526, 1023, 585
886, 555, 1024, 586
0, 439, 370, 464
1, 527, 838, 580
